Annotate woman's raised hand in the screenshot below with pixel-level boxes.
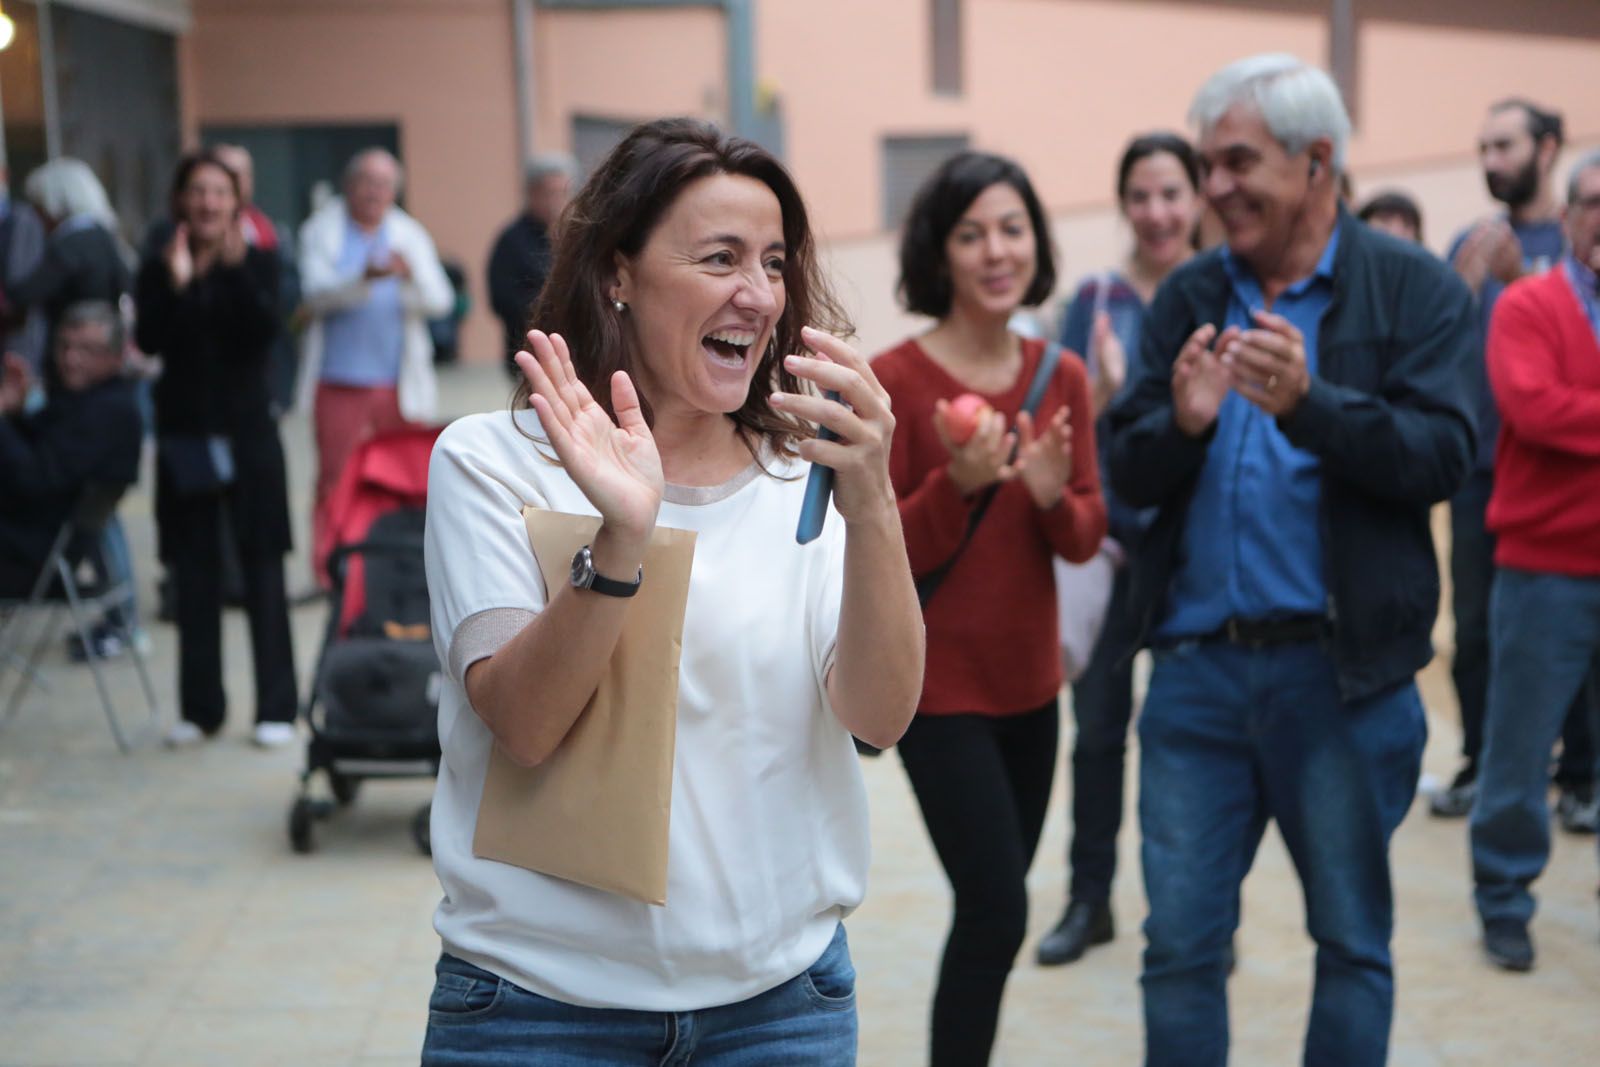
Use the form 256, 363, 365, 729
1089, 311, 1127, 416
164, 223, 194, 290
931, 399, 1014, 497
1006, 406, 1074, 510
773, 326, 899, 525
516, 330, 663, 542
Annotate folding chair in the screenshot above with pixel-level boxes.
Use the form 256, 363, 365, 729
0, 482, 162, 752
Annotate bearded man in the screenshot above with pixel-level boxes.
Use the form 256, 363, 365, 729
1429, 99, 1599, 835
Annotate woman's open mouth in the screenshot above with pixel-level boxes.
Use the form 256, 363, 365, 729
703, 329, 756, 369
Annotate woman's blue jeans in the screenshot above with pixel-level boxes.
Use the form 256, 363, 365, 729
421, 923, 857, 1066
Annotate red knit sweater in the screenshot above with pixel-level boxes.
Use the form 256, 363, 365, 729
1486, 267, 1600, 576
874, 336, 1106, 716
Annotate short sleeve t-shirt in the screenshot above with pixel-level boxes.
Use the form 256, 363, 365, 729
421, 408, 866, 1011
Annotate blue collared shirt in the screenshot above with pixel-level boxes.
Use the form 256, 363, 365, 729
1564, 254, 1600, 347
1157, 226, 1340, 639
320, 219, 405, 387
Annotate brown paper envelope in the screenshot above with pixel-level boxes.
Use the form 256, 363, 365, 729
472, 509, 696, 905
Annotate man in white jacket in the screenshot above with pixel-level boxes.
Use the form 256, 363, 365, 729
297, 148, 451, 581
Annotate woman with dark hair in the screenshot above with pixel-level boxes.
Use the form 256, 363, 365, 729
419, 117, 922, 1062
873, 150, 1106, 1065
135, 150, 297, 749
1035, 131, 1203, 968
1357, 189, 1424, 244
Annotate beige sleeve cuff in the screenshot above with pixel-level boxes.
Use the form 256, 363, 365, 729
448, 607, 537, 683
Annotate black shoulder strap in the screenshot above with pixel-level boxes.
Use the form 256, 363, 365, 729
915, 342, 1063, 607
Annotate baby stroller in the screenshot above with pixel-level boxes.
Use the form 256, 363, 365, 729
289, 425, 445, 855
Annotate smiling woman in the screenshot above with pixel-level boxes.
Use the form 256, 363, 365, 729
419, 117, 924, 1065
872, 150, 1107, 1065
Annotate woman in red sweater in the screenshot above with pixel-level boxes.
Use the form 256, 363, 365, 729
874, 151, 1106, 1065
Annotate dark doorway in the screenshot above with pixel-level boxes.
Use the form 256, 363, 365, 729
51, 3, 180, 246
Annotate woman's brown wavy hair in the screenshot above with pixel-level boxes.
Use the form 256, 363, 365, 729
513, 117, 852, 462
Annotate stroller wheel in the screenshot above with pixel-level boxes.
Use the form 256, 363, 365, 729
329, 772, 361, 807
411, 803, 432, 857
289, 796, 317, 854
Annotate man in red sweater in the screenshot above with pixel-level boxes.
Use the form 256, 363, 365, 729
1470, 149, 1600, 973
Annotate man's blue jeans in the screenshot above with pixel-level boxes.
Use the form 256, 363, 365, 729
1450, 473, 1597, 782
420, 923, 857, 1065
1139, 641, 1425, 1067
1471, 568, 1600, 926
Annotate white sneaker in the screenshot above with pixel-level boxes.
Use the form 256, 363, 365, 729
165, 720, 206, 748
251, 721, 297, 748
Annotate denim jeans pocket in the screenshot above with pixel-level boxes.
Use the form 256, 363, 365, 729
428, 957, 507, 1022
799, 927, 856, 1011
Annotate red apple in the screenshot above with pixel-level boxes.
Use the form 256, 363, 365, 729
944, 392, 993, 445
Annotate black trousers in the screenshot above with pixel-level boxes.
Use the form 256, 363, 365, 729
0, 552, 39, 598
897, 700, 1059, 1067
1450, 471, 1596, 785
1066, 562, 1142, 904
163, 490, 297, 732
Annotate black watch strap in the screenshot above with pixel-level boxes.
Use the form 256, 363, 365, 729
570, 544, 643, 598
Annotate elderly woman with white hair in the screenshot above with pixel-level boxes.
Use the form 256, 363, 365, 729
13, 158, 131, 367
1107, 53, 1476, 1066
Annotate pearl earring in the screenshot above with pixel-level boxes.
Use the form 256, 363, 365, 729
612, 299, 627, 313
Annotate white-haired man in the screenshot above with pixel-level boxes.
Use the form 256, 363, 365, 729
487, 152, 576, 376
1108, 54, 1477, 1065
1430, 99, 1599, 830
297, 148, 451, 580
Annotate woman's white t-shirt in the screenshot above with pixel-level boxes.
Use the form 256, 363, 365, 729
422, 408, 869, 1011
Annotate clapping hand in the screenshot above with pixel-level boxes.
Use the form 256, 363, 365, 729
1171, 323, 1238, 436
1007, 406, 1074, 510
0, 352, 31, 415
165, 224, 195, 289
1221, 310, 1310, 418
219, 221, 248, 267
1089, 311, 1127, 416
514, 330, 664, 549
1452, 218, 1521, 292
932, 399, 1013, 496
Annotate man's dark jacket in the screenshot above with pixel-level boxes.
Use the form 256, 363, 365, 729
486, 213, 552, 366
1107, 212, 1478, 701
0, 376, 142, 577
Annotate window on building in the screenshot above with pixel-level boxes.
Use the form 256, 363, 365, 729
882, 133, 970, 231
572, 115, 638, 181
930, 0, 962, 95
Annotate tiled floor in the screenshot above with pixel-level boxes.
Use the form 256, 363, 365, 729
2, 363, 1597, 1065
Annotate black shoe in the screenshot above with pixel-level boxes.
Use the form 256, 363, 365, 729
1482, 918, 1535, 972
1036, 899, 1114, 966
1555, 784, 1599, 835
1429, 764, 1478, 818
66, 622, 126, 663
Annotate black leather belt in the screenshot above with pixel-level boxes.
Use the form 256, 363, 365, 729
1191, 614, 1331, 649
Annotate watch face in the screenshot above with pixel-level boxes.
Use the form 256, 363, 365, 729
570, 546, 594, 588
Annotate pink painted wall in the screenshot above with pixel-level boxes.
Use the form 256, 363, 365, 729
533, 6, 726, 152
180, 0, 1600, 359
752, 0, 1600, 351
189, 0, 523, 364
